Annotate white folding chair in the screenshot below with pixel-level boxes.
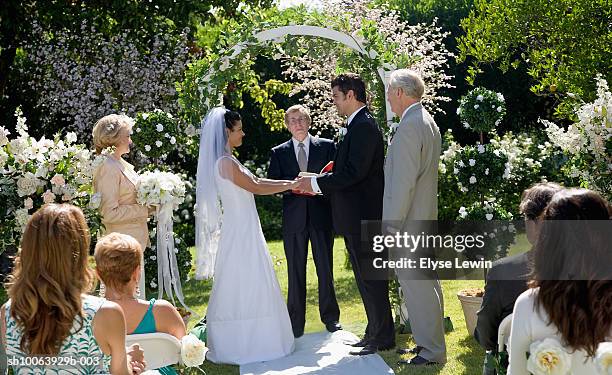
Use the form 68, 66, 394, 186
126, 332, 182, 370
497, 313, 513, 352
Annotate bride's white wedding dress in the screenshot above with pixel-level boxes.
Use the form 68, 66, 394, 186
206, 155, 295, 365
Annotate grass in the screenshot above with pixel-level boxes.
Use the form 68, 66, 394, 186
0, 237, 488, 374
180, 238, 486, 375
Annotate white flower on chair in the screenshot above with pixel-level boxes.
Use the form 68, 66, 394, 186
181, 334, 207, 367
527, 338, 571, 375
596, 342, 612, 375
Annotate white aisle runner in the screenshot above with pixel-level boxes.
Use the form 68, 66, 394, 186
240, 330, 395, 375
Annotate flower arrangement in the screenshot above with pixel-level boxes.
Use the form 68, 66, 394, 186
132, 110, 182, 161
0, 109, 102, 251
180, 334, 208, 368
457, 87, 506, 134
542, 75, 612, 199
527, 338, 572, 375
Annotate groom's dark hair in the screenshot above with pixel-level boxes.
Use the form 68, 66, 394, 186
331, 73, 367, 103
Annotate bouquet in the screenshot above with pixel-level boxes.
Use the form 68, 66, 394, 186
527, 338, 571, 375
180, 334, 208, 368
136, 171, 190, 311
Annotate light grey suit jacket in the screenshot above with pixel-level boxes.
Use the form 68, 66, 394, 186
383, 102, 441, 224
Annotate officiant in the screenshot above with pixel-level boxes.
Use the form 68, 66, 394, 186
267, 105, 341, 338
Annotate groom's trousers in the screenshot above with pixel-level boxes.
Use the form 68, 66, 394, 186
344, 235, 395, 347
284, 226, 340, 337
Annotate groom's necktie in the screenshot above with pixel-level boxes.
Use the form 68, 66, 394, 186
297, 142, 307, 172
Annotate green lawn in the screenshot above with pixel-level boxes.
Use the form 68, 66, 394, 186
179, 238, 486, 375
0, 238, 487, 374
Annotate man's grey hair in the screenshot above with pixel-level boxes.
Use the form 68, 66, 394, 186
389, 69, 425, 99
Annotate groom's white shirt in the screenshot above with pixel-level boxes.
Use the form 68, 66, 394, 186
310, 106, 366, 193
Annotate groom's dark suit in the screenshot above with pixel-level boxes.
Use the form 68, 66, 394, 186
317, 107, 395, 347
268, 135, 340, 337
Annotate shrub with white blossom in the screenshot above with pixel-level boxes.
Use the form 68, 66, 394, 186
0, 109, 102, 250
133, 110, 183, 162
20, 19, 192, 139
457, 87, 506, 134
542, 75, 612, 199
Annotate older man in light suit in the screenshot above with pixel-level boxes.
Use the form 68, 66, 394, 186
383, 69, 446, 366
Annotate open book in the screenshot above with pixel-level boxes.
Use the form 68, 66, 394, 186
292, 161, 334, 196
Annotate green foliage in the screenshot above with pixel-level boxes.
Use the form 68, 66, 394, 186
457, 88, 506, 134
255, 195, 283, 241
458, 0, 612, 119
133, 110, 183, 161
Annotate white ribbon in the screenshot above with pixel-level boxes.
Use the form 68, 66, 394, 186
155, 204, 194, 314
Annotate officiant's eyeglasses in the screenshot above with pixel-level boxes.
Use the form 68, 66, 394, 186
287, 116, 308, 124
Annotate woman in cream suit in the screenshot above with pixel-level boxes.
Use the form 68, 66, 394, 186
92, 114, 152, 298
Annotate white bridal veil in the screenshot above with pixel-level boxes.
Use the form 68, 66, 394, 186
195, 107, 228, 280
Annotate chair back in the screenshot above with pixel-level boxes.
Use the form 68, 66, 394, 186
497, 313, 513, 352
126, 332, 181, 370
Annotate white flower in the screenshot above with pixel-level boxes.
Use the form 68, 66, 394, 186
181, 334, 207, 367
485, 168, 489, 175
527, 338, 572, 375
219, 57, 231, 71
89, 192, 102, 209
476, 94, 484, 102
474, 104, 480, 109
15, 208, 30, 232
50, 174, 66, 186
338, 127, 347, 136
66, 132, 77, 144
496, 106, 503, 113
469, 176, 477, 184
477, 144, 485, 154
156, 124, 164, 132
42, 190, 56, 204
16, 173, 41, 197
497, 93, 505, 102
150, 281, 157, 288
164, 133, 170, 138
485, 213, 493, 221
170, 136, 176, 145
24, 198, 34, 210
155, 140, 163, 147
458, 160, 465, 167
0, 126, 9, 146
596, 342, 612, 375
136, 127, 142, 133
453, 167, 459, 175
456, 107, 462, 115
144, 145, 151, 152
468, 159, 476, 166
458, 206, 468, 219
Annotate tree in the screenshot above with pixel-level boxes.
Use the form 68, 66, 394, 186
458, 0, 612, 119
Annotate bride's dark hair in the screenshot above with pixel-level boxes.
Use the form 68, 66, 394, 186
224, 110, 241, 130
529, 188, 612, 357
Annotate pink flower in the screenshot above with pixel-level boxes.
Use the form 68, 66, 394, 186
42, 190, 56, 204
50, 174, 66, 186
24, 198, 34, 210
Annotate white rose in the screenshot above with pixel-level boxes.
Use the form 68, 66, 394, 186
16, 173, 40, 197
596, 342, 612, 375
144, 145, 151, 152
485, 213, 493, 221
456, 107, 462, 115
478, 144, 485, 154
469, 176, 477, 184
474, 104, 480, 109
527, 338, 572, 375
42, 190, 56, 204
458, 206, 468, 219
476, 94, 484, 102
468, 159, 476, 166
170, 136, 176, 145
155, 140, 163, 147
66, 132, 77, 144
485, 168, 489, 175
50, 174, 66, 186
181, 334, 207, 367
496, 106, 503, 113
24, 198, 34, 210
156, 124, 164, 132
136, 127, 142, 133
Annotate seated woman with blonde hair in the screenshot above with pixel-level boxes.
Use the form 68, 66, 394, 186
1, 204, 145, 374
95, 232, 186, 375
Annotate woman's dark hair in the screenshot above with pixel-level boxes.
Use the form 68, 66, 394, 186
224, 110, 241, 130
529, 188, 612, 357
331, 73, 367, 103
519, 182, 563, 219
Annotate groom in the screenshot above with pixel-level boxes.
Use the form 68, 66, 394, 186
296, 73, 395, 355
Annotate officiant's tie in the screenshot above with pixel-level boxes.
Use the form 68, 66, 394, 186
298, 142, 307, 172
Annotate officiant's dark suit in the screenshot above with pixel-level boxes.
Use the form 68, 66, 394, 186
305, 73, 395, 354
267, 105, 340, 338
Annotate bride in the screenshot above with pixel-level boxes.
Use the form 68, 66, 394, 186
195, 107, 297, 365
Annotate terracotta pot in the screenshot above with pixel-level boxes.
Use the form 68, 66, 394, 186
457, 289, 484, 336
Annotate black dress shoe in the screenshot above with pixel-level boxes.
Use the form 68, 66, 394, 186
349, 343, 378, 356
377, 342, 396, 351
293, 331, 304, 338
325, 321, 342, 333
396, 345, 423, 355
397, 355, 438, 366
350, 338, 369, 347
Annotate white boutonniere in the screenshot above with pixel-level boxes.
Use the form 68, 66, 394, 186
527, 338, 571, 375
596, 342, 612, 375
337, 127, 347, 142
